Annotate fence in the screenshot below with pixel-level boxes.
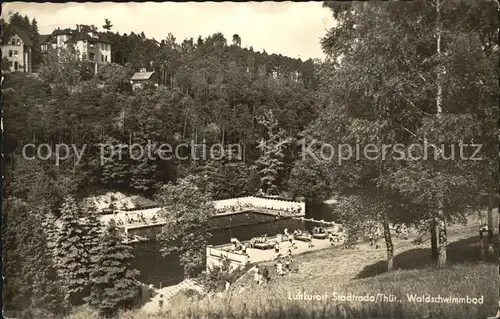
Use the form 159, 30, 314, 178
213, 196, 305, 214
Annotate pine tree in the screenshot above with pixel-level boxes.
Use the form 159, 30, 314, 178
41, 211, 59, 259
87, 220, 140, 317
27, 207, 69, 317
81, 201, 103, 276
54, 195, 89, 306
5, 200, 68, 317
103, 18, 113, 31
99, 136, 130, 188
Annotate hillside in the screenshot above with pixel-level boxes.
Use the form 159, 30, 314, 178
70, 214, 499, 318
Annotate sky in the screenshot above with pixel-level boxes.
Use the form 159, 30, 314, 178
3, 2, 335, 60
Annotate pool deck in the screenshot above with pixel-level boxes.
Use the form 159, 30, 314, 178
141, 237, 343, 314
245, 236, 342, 264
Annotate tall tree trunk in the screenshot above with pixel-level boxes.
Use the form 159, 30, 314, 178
478, 210, 485, 260
221, 127, 225, 147
436, 0, 447, 269
431, 218, 439, 261
437, 202, 447, 268
487, 194, 494, 255
382, 213, 394, 272
182, 113, 188, 140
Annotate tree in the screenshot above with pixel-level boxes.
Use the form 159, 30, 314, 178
286, 157, 332, 203
81, 201, 103, 274
232, 34, 241, 47
320, 0, 496, 269
3, 199, 68, 317
103, 18, 113, 31
255, 109, 291, 195
201, 256, 233, 293
38, 47, 85, 89
156, 175, 216, 278
54, 195, 89, 305
95, 63, 133, 93
27, 205, 69, 318
87, 220, 139, 317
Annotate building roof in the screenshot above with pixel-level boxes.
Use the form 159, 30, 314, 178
53, 27, 112, 45
39, 34, 56, 44
52, 28, 73, 36
131, 72, 155, 81
4, 26, 33, 46
39, 34, 49, 43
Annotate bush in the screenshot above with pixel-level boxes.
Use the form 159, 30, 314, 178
200, 256, 233, 293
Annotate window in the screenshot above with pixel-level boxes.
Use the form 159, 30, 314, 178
101, 55, 104, 62
14, 62, 18, 70
8, 50, 12, 57
82, 53, 87, 60
14, 51, 18, 57
105, 55, 108, 62
11, 39, 15, 45
89, 53, 95, 60
9, 61, 13, 67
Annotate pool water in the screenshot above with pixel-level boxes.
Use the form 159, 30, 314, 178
131, 202, 336, 287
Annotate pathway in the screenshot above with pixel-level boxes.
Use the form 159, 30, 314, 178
141, 279, 203, 314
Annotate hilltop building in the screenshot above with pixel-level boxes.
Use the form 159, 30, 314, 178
1, 26, 33, 72
130, 68, 158, 91
39, 24, 112, 74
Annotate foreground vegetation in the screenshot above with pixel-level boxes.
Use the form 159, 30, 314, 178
70, 218, 498, 318
70, 261, 497, 318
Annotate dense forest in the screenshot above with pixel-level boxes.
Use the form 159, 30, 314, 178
2, 1, 499, 318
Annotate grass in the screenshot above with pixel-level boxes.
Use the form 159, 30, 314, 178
69, 215, 499, 318
70, 263, 497, 318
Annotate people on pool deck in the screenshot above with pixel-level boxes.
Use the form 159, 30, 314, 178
313, 226, 326, 234
307, 233, 314, 248
274, 241, 280, 254
329, 233, 335, 245
285, 256, 292, 272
